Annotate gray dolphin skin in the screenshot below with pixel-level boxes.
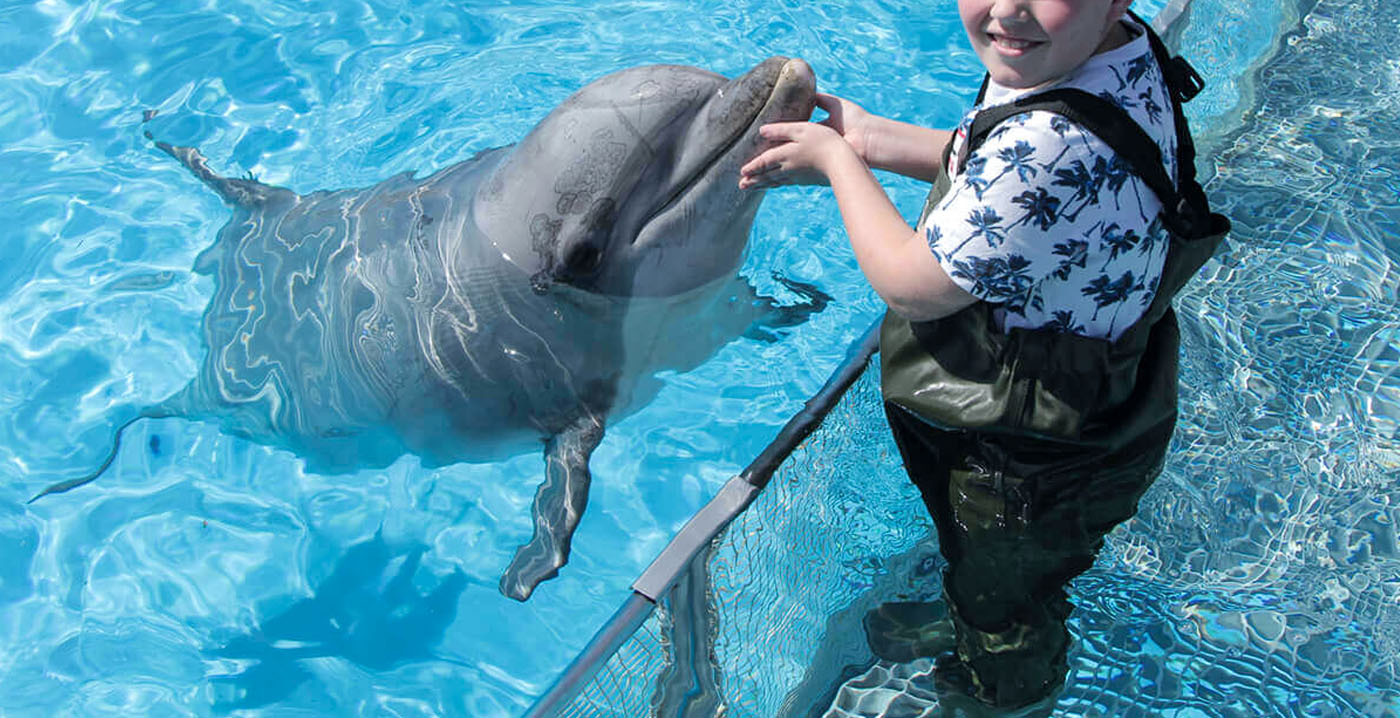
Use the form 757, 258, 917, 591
33, 57, 822, 601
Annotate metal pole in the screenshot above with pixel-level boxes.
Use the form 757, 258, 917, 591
522, 593, 657, 718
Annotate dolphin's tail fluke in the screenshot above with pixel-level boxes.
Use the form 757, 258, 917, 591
27, 404, 180, 504
143, 129, 288, 209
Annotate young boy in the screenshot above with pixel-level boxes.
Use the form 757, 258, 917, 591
741, 0, 1224, 711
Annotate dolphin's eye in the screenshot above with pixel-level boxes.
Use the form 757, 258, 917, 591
565, 243, 603, 275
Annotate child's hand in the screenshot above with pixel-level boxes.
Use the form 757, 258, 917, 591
739, 121, 857, 189
812, 93, 878, 164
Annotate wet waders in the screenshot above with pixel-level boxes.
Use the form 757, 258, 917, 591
876, 16, 1229, 709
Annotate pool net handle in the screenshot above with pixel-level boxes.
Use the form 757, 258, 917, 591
635, 314, 882, 600
524, 315, 883, 717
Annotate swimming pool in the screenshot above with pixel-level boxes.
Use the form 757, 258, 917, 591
0, 0, 1396, 716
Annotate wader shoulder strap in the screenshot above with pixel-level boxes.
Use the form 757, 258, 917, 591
956, 13, 1219, 241
958, 89, 1180, 221
952, 14, 1229, 302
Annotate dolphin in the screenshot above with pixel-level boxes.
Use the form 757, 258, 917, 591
33, 57, 822, 601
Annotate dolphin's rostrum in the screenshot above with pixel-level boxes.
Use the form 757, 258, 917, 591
33, 57, 822, 601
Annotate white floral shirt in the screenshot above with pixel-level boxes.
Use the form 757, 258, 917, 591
925, 19, 1177, 340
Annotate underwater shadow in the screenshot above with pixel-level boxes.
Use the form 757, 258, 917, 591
206, 532, 467, 712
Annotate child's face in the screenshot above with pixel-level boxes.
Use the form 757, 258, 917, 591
958, 0, 1132, 89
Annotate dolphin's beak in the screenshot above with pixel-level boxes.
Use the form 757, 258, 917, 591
763, 57, 818, 125
642, 57, 816, 229
722, 56, 817, 185
711, 56, 817, 143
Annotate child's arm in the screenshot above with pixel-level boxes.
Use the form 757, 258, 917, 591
739, 120, 975, 322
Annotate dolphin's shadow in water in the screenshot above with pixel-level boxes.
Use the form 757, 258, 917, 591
206, 533, 466, 712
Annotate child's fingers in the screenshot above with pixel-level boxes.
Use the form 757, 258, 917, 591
740, 144, 800, 189
814, 93, 842, 113
740, 147, 783, 179
740, 167, 789, 189
738, 173, 772, 190
738, 162, 773, 189
757, 121, 810, 142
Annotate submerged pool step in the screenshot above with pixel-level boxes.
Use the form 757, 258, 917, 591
823, 659, 941, 718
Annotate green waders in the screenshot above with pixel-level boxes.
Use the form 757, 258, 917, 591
878, 16, 1230, 710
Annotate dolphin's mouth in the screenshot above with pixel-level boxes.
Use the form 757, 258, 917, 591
636, 57, 816, 238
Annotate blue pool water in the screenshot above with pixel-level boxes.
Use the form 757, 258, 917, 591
1, 0, 1397, 716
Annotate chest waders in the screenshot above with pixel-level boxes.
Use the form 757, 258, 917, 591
877, 18, 1230, 709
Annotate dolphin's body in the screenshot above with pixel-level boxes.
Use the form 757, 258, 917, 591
35, 57, 820, 600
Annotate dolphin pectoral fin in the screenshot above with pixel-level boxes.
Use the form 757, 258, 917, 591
499, 413, 606, 602
742, 272, 833, 344
144, 130, 290, 209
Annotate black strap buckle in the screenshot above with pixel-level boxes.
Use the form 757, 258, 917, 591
1167, 56, 1205, 104
1165, 196, 1206, 238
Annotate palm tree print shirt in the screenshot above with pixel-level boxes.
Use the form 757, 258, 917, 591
925, 19, 1177, 340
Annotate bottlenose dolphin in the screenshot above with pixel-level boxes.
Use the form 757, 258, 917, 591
33, 57, 821, 601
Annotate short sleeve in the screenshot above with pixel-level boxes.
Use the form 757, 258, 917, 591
925, 110, 1149, 317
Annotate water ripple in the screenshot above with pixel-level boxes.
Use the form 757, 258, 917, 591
2, 0, 1390, 715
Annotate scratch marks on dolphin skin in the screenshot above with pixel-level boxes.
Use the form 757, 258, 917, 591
558, 129, 629, 196
529, 212, 563, 293
650, 73, 709, 106
609, 101, 660, 159
556, 190, 592, 216
633, 78, 663, 101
